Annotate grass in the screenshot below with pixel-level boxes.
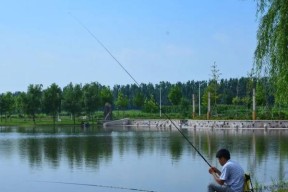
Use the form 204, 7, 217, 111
254, 180, 288, 192
0, 115, 101, 127
1, 108, 288, 127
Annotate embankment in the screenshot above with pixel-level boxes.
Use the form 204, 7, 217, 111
129, 119, 288, 130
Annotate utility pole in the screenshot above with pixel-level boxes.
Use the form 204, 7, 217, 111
207, 92, 211, 120
192, 94, 195, 119
160, 87, 162, 117
252, 88, 256, 120
198, 82, 203, 116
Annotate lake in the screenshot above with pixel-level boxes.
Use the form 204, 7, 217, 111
0, 126, 287, 192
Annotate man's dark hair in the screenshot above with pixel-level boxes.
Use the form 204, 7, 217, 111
216, 149, 230, 160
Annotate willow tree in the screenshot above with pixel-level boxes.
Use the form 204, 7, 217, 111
254, 0, 288, 104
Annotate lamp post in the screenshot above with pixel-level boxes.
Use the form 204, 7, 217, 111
198, 82, 204, 116
192, 94, 195, 118
252, 88, 256, 120
160, 86, 162, 117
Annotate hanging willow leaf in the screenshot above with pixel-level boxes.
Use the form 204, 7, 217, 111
254, 0, 288, 104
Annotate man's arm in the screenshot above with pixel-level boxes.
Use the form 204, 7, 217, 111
211, 172, 225, 185
209, 167, 225, 185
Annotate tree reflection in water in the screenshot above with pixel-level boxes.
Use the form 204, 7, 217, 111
0, 126, 287, 191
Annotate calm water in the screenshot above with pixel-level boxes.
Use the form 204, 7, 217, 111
0, 126, 287, 192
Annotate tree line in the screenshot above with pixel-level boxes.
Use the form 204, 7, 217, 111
1, 0, 287, 123
0, 75, 280, 124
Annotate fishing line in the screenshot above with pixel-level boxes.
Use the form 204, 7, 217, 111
68, 12, 140, 87
69, 13, 212, 168
34, 180, 156, 192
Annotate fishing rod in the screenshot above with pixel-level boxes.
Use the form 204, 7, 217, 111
34, 180, 156, 192
69, 13, 212, 168
68, 12, 140, 87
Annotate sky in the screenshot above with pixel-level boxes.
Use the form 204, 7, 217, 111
0, 0, 259, 93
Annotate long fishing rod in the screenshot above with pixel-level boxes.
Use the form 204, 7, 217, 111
34, 180, 156, 192
70, 13, 212, 168
68, 12, 140, 87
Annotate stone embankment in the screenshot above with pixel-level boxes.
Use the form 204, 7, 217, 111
129, 119, 288, 130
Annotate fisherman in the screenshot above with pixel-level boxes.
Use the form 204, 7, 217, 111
208, 148, 244, 192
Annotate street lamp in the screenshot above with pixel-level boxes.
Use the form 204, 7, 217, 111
198, 82, 204, 116
159, 86, 162, 117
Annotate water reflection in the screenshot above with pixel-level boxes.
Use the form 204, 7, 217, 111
169, 133, 183, 161
0, 126, 287, 191
0, 127, 113, 170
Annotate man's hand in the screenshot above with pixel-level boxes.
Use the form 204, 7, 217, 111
208, 166, 225, 185
208, 166, 219, 174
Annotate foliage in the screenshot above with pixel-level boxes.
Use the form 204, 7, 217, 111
254, 179, 288, 192
254, 0, 288, 104
115, 91, 129, 110
62, 83, 83, 125
0, 92, 15, 121
256, 77, 274, 109
133, 91, 144, 109
22, 84, 43, 124
14, 92, 26, 117
168, 85, 182, 105
209, 62, 221, 106
0, 76, 286, 123
43, 83, 62, 125
202, 62, 221, 114
143, 95, 158, 113
100, 86, 113, 105
232, 96, 241, 105
179, 97, 191, 118
82, 82, 101, 119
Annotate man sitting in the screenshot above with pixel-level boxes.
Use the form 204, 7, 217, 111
208, 148, 244, 192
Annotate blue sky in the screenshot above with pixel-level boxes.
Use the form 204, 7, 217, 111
0, 0, 258, 92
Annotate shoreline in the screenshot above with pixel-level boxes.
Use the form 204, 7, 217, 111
128, 119, 288, 130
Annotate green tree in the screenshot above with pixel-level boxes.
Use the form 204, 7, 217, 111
245, 72, 255, 110
133, 91, 144, 109
232, 96, 241, 105
3, 92, 15, 121
43, 83, 62, 125
256, 77, 274, 118
209, 62, 221, 113
254, 0, 288, 104
115, 91, 129, 111
168, 85, 182, 105
143, 95, 158, 113
62, 83, 83, 125
0, 94, 4, 121
23, 84, 43, 124
179, 98, 190, 118
100, 86, 113, 106
0, 93, 14, 121
14, 92, 26, 118
256, 80, 266, 107
83, 82, 101, 122
202, 63, 221, 115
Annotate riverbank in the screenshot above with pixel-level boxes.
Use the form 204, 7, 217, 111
128, 119, 288, 130
2, 116, 288, 130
